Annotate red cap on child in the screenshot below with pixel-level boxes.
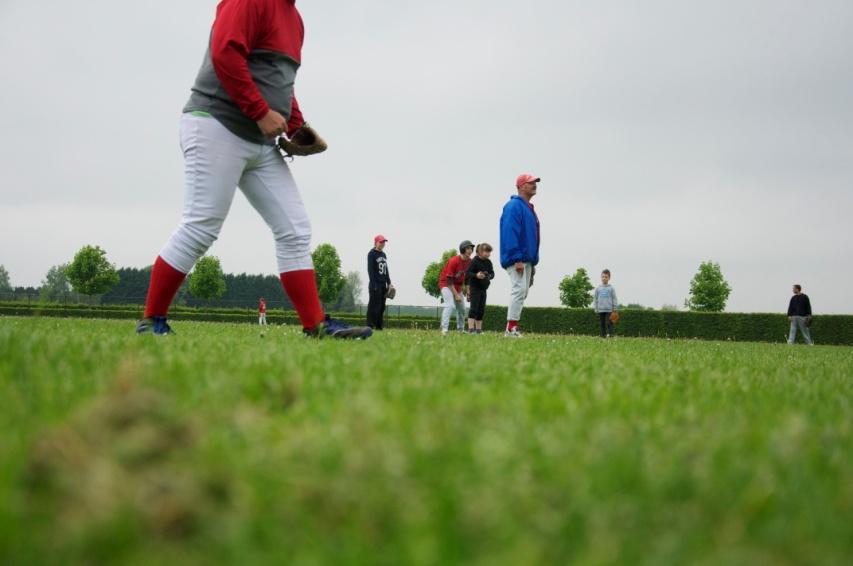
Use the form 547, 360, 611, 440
374, 234, 388, 243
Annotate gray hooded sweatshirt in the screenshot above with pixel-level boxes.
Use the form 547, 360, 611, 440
594, 284, 618, 313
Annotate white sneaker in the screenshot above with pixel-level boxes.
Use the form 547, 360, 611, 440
504, 328, 523, 338
441, 330, 448, 336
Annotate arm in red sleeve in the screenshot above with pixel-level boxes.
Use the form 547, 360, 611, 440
286, 94, 305, 136
210, 0, 270, 121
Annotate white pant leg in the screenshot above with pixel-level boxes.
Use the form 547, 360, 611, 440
506, 263, 532, 321
238, 146, 314, 274
455, 296, 467, 330
440, 287, 456, 331
160, 114, 255, 273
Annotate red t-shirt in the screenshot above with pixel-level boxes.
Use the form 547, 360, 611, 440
259, 299, 267, 314
438, 255, 471, 292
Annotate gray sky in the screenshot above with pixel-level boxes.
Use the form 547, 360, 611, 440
2, 0, 852, 312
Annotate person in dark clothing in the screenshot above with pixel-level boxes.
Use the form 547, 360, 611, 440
465, 243, 495, 334
787, 284, 813, 345
366, 235, 392, 329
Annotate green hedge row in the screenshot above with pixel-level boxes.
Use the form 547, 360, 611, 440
479, 305, 853, 345
3, 303, 850, 344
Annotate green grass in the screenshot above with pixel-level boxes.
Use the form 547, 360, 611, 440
1, 317, 851, 565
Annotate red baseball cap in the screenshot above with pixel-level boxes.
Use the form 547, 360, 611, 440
516, 173, 541, 187
374, 234, 388, 243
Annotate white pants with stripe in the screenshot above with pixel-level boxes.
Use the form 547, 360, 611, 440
506, 263, 532, 321
160, 113, 314, 274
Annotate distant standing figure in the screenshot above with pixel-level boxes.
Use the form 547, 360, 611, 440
499, 173, 541, 338
787, 284, 813, 345
258, 297, 267, 326
593, 269, 618, 338
465, 243, 495, 334
439, 240, 474, 335
367, 235, 393, 330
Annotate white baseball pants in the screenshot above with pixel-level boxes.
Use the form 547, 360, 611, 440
440, 287, 466, 331
160, 113, 313, 275
506, 263, 532, 321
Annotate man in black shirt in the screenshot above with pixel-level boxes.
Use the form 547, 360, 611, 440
367, 235, 392, 329
787, 284, 813, 345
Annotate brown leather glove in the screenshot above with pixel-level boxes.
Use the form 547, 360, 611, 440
278, 124, 328, 157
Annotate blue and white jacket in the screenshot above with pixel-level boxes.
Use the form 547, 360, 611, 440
499, 196, 540, 269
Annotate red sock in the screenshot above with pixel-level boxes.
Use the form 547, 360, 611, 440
507, 320, 519, 331
279, 270, 325, 330
143, 256, 187, 318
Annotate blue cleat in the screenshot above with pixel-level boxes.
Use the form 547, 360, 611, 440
136, 316, 174, 335
304, 315, 372, 340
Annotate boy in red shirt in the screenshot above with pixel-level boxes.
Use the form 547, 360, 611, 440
258, 297, 267, 326
439, 240, 474, 335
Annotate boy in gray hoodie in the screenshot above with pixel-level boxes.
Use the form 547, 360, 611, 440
593, 269, 619, 338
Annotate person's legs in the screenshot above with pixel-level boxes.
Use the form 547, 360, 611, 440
455, 295, 466, 331
798, 317, 813, 345
378, 293, 387, 330
607, 315, 615, 337
599, 312, 607, 337
366, 288, 380, 327
238, 146, 324, 330
145, 114, 252, 319
467, 288, 479, 330
506, 263, 531, 331
440, 287, 454, 332
788, 317, 799, 344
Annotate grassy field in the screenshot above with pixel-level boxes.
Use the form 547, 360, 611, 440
1, 317, 851, 565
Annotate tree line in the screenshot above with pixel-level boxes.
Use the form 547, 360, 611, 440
2, 245, 731, 312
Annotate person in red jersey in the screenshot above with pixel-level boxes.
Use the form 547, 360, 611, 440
258, 297, 267, 326
439, 240, 474, 335
136, 0, 370, 339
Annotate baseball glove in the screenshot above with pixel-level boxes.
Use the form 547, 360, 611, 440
386, 285, 396, 300
805, 316, 812, 327
609, 312, 620, 324
278, 124, 327, 157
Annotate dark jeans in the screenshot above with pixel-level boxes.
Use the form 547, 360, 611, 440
598, 312, 615, 337
367, 287, 387, 329
469, 287, 487, 321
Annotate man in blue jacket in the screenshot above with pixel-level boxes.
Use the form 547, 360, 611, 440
500, 173, 541, 337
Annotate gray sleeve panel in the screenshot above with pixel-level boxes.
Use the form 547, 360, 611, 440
183, 46, 300, 145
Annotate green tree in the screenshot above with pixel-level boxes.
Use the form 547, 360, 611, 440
39, 264, 72, 302
333, 271, 362, 312
311, 243, 346, 305
0, 265, 11, 295
66, 246, 120, 296
685, 261, 731, 312
188, 256, 226, 301
558, 268, 594, 308
421, 249, 456, 299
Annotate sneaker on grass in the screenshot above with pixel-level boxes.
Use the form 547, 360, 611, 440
303, 315, 373, 340
504, 328, 523, 338
136, 316, 173, 336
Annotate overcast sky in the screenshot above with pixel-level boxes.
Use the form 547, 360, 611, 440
1, 0, 852, 313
